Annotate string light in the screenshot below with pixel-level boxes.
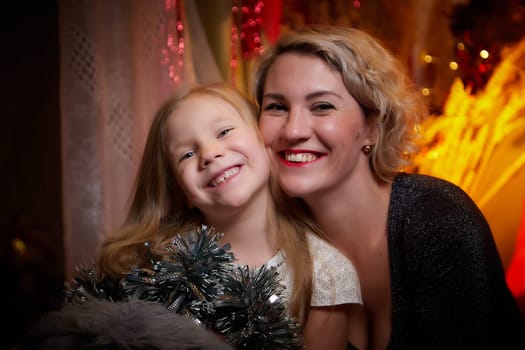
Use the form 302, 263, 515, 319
161, 0, 185, 84
423, 54, 433, 64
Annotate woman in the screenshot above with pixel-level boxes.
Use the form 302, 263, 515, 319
255, 26, 524, 349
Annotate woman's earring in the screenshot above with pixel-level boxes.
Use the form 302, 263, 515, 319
362, 144, 373, 155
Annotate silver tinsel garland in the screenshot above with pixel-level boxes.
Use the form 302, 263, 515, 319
65, 225, 303, 349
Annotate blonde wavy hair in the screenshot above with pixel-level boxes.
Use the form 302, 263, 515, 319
254, 26, 427, 182
97, 82, 314, 322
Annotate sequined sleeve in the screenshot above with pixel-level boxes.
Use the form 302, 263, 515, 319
307, 234, 362, 306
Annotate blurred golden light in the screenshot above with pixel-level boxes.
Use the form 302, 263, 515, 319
410, 38, 525, 268
12, 238, 27, 255
480, 49, 489, 59
427, 150, 441, 160
449, 61, 459, 70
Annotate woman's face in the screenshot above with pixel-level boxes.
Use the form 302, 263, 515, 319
258, 52, 372, 200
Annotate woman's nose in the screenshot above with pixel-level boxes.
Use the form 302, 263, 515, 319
281, 108, 312, 141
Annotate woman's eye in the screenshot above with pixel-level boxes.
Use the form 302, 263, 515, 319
263, 102, 287, 112
313, 102, 335, 112
219, 127, 234, 138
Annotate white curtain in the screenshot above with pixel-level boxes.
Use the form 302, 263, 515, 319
58, 0, 227, 279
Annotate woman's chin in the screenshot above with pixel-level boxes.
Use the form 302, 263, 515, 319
279, 178, 320, 198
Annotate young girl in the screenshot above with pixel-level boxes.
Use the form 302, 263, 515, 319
97, 83, 363, 349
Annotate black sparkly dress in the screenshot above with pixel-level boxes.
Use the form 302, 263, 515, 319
347, 173, 524, 350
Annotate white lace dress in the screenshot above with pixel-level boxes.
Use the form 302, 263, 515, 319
264, 233, 362, 307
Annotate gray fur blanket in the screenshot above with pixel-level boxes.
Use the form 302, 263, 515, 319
22, 298, 232, 350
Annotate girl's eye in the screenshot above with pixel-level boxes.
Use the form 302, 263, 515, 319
312, 102, 335, 112
180, 150, 195, 162
263, 102, 287, 112
218, 127, 234, 138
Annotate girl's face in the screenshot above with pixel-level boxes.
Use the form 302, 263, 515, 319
166, 94, 270, 217
258, 52, 373, 200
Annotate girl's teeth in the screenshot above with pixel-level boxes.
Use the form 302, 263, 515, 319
210, 167, 239, 187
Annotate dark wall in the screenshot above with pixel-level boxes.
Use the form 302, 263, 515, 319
0, 1, 64, 348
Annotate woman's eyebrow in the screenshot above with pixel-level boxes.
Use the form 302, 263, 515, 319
305, 90, 342, 100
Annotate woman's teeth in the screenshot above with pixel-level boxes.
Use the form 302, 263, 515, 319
284, 152, 317, 162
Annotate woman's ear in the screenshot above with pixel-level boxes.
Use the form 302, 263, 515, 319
361, 124, 379, 155
367, 123, 379, 143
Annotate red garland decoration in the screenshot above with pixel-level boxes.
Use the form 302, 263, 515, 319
454, 31, 497, 93
231, 0, 265, 85
261, 0, 282, 45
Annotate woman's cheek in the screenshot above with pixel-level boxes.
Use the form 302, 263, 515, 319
258, 117, 280, 146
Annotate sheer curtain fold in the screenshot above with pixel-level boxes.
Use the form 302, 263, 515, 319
59, 0, 225, 279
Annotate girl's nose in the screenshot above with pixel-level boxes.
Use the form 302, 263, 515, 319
200, 143, 224, 168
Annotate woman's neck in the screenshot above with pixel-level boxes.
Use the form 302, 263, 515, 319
305, 172, 391, 254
